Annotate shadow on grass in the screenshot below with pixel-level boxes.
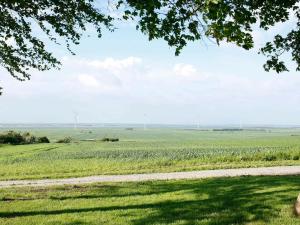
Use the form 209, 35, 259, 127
0, 176, 299, 225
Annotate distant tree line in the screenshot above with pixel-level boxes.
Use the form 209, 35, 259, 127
101, 138, 119, 142
0, 131, 50, 145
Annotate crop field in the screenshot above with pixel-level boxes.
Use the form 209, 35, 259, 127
1, 127, 300, 180
0, 175, 300, 225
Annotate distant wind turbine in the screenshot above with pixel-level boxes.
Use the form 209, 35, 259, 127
73, 111, 79, 129
197, 119, 200, 130
143, 113, 147, 130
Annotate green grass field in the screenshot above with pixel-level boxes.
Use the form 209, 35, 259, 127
0, 175, 300, 225
1, 127, 300, 180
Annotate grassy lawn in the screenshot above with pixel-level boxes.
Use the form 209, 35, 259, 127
0, 175, 300, 224
1, 128, 300, 180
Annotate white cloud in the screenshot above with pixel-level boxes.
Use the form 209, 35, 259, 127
173, 63, 197, 77
63, 56, 142, 74
78, 74, 100, 88
88, 57, 142, 71
59, 56, 142, 92
77, 72, 122, 92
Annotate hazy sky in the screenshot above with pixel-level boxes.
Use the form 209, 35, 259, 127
1, 15, 300, 125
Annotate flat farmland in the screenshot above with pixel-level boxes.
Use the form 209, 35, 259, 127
0, 127, 300, 180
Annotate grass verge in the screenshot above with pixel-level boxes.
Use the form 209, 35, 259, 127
0, 175, 300, 224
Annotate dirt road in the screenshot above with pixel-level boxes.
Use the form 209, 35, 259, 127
1, 166, 300, 188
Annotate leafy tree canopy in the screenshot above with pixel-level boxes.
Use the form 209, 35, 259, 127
0, 0, 299, 94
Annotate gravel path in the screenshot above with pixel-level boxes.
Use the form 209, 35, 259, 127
1, 166, 300, 188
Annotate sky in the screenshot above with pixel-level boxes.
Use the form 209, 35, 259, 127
0, 13, 300, 126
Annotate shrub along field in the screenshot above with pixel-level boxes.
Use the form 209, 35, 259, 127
0, 127, 300, 180
0, 175, 299, 225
